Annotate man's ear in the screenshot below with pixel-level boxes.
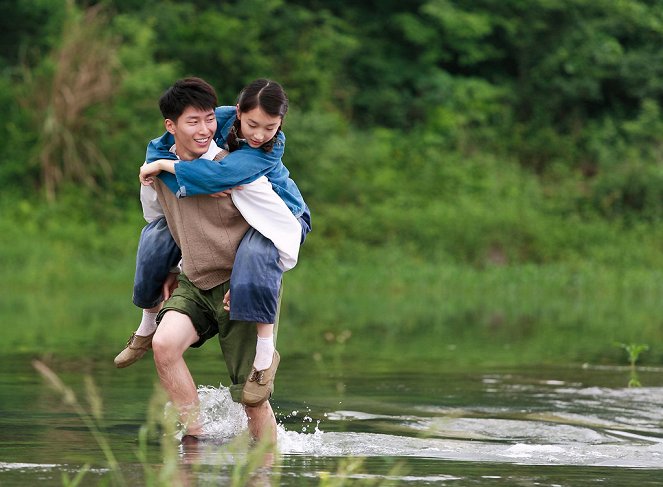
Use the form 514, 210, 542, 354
164, 118, 176, 135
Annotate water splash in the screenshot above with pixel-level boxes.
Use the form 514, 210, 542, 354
196, 384, 248, 439
193, 384, 328, 450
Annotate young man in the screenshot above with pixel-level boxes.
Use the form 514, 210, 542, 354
145, 78, 278, 443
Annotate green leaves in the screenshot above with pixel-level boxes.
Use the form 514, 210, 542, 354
3, 0, 663, 222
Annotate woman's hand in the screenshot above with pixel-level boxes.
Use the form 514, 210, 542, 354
139, 161, 163, 186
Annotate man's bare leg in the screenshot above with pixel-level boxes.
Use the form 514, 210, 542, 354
245, 401, 277, 445
152, 310, 202, 436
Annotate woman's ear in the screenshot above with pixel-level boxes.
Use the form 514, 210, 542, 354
235, 104, 241, 120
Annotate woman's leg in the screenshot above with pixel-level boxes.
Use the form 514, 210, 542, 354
115, 217, 181, 368
229, 228, 282, 326
228, 228, 283, 406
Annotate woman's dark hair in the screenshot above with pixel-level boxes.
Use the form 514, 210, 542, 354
159, 77, 218, 121
227, 79, 288, 152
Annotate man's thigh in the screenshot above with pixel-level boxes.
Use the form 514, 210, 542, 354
158, 273, 220, 347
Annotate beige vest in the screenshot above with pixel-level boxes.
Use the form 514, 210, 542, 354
154, 178, 250, 290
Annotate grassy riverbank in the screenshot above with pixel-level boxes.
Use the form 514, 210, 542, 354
2, 197, 662, 368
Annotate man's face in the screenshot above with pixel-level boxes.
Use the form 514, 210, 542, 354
237, 106, 281, 148
165, 106, 217, 160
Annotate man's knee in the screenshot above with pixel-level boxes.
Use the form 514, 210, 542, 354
152, 332, 179, 366
152, 311, 197, 364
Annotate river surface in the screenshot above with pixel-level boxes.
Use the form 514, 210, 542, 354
1, 351, 662, 486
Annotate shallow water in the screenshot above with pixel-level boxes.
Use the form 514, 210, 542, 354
1, 351, 662, 486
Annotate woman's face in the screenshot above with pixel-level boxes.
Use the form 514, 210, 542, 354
236, 106, 281, 148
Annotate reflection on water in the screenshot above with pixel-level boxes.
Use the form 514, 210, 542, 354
1, 351, 663, 486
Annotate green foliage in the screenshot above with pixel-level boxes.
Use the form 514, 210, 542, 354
618, 342, 649, 368
3, 0, 663, 367
100, 12, 179, 205
0, 0, 69, 68
3, 0, 663, 219
0, 72, 41, 190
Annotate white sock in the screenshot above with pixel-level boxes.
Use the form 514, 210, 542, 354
253, 335, 274, 371
135, 310, 158, 336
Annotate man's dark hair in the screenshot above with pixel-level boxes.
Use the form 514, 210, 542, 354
158, 77, 218, 121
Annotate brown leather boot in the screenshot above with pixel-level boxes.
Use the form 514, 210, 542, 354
113, 332, 155, 368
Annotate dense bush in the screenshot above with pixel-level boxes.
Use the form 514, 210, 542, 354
1, 0, 662, 257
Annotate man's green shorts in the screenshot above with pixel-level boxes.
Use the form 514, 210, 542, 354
157, 273, 279, 403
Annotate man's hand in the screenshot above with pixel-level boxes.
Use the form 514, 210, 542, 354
210, 189, 232, 198
223, 290, 231, 312
162, 272, 179, 301
209, 186, 244, 198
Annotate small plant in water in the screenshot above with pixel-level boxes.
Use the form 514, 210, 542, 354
616, 342, 649, 387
